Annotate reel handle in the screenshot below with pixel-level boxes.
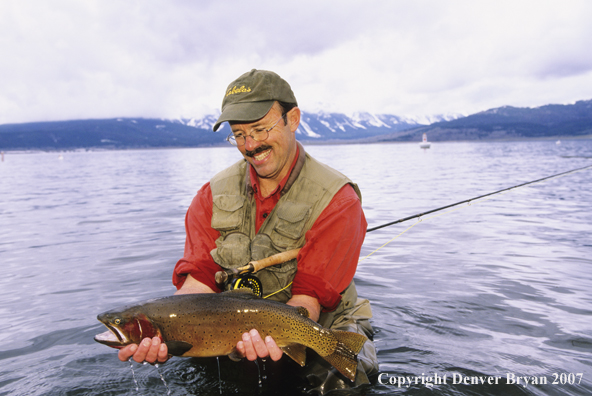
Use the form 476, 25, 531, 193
215, 248, 300, 285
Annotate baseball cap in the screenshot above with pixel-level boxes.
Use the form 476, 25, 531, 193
213, 69, 298, 131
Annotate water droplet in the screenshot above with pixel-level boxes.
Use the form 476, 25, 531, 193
261, 359, 267, 381
128, 358, 140, 392
155, 363, 171, 395
254, 359, 262, 388
216, 356, 223, 395
261, 358, 267, 381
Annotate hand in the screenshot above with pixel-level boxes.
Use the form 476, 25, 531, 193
116, 275, 211, 364
118, 337, 169, 364
236, 329, 283, 361
174, 274, 215, 295
234, 295, 320, 362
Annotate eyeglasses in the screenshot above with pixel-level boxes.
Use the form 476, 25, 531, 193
226, 114, 286, 146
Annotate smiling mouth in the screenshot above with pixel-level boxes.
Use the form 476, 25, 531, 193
253, 149, 271, 161
246, 145, 272, 162
246, 145, 270, 157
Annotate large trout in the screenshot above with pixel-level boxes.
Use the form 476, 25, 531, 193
94, 290, 367, 381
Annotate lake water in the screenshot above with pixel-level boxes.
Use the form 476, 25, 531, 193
1, 140, 591, 395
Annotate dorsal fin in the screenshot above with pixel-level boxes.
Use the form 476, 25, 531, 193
296, 306, 309, 318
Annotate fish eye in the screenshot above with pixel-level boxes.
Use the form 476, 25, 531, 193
113, 318, 121, 325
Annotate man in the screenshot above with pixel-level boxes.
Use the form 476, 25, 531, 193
118, 69, 378, 390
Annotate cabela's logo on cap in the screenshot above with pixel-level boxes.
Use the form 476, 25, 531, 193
226, 85, 252, 97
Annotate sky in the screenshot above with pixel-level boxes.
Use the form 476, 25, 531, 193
1, 0, 592, 125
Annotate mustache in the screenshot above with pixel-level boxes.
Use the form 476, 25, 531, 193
245, 145, 271, 158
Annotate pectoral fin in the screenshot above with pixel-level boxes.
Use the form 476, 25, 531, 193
228, 348, 243, 362
280, 343, 307, 366
164, 340, 193, 356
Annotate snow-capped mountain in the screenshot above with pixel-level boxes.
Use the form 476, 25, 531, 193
3, 99, 589, 151
171, 111, 463, 142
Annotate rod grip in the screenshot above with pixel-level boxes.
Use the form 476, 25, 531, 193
214, 248, 300, 285
249, 248, 300, 272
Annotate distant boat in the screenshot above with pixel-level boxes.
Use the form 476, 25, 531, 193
419, 133, 431, 149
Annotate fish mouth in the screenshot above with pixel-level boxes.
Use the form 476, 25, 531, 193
94, 323, 129, 347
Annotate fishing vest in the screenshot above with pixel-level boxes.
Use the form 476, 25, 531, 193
209, 143, 362, 306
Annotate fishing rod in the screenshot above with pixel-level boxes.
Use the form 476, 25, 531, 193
215, 163, 591, 290
366, 163, 592, 233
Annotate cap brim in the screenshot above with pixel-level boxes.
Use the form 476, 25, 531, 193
213, 101, 275, 132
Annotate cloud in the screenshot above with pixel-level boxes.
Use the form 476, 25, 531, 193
1, 0, 591, 124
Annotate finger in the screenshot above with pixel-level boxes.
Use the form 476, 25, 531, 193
241, 332, 258, 361
265, 336, 283, 361
144, 337, 161, 363
118, 344, 138, 362
157, 343, 169, 363
236, 341, 246, 358
133, 338, 152, 363
249, 329, 269, 359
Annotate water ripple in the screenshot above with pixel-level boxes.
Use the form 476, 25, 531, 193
1, 142, 591, 395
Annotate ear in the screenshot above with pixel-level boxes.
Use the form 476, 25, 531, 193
287, 107, 300, 133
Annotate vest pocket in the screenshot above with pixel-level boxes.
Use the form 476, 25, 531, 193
258, 259, 297, 303
271, 201, 311, 247
211, 232, 251, 268
211, 194, 245, 231
251, 234, 280, 261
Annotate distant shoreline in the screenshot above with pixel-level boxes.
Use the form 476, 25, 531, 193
2, 135, 591, 154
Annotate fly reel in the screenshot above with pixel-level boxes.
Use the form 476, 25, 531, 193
231, 274, 263, 297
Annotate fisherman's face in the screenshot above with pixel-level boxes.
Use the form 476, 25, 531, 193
231, 103, 300, 184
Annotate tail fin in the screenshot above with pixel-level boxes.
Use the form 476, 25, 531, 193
321, 330, 368, 382
332, 330, 367, 355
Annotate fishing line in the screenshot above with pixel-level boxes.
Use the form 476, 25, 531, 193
263, 282, 293, 299
360, 163, 592, 260
360, 193, 498, 262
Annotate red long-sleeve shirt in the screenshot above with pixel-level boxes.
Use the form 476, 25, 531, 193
172, 153, 367, 312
